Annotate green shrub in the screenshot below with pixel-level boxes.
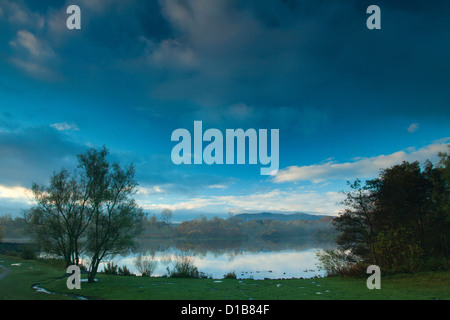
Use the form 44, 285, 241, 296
103, 261, 119, 275
316, 249, 363, 277
417, 256, 449, 272
20, 246, 37, 260
5, 250, 18, 257
118, 265, 132, 276
223, 271, 237, 279
167, 254, 205, 278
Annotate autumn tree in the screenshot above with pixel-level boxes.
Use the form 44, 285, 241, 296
330, 146, 449, 274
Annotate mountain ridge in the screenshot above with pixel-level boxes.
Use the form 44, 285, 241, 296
233, 212, 331, 222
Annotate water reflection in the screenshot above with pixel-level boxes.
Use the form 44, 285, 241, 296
104, 237, 337, 279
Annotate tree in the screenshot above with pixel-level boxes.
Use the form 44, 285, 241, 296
77, 147, 145, 283
0, 215, 27, 240
161, 208, 173, 225
26, 169, 92, 266
331, 147, 450, 274
332, 179, 378, 264
26, 147, 145, 282
374, 161, 450, 271
431, 147, 450, 259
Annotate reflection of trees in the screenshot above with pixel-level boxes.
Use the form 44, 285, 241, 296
135, 237, 336, 260
133, 216, 338, 266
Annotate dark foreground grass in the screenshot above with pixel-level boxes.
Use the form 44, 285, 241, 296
1, 254, 449, 300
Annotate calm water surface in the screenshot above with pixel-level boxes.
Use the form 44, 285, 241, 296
102, 238, 337, 279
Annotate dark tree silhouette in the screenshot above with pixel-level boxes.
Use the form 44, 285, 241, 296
26, 147, 145, 282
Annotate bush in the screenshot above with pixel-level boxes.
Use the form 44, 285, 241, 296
316, 249, 363, 277
5, 250, 18, 257
134, 253, 157, 277
373, 228, 425, 273
223, 271, 237, 279
417, 256, 449, 272
118, 265, 132, 276
103, 262, 133, 276
20, 246, 37, 260
103, 261, 119, 275
167, 254, 205, 278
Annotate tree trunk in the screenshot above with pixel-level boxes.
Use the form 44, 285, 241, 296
88, 257, 99, 283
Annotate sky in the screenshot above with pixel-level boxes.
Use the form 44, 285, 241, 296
0, 0, 449, 220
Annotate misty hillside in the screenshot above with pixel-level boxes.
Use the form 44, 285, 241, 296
233, 212, 332, 222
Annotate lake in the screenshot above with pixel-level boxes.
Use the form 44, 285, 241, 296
99, 237, 337, 280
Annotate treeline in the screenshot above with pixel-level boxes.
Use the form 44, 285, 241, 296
0, 215, 27, 241
175, 216, 244, 239
0, 210, 336, 243
141, 215, 336, 241
327, 147, 450, 275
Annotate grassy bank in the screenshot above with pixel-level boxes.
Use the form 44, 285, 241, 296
0, 254, 448, 300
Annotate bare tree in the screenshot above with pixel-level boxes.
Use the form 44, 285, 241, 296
161, 208, 173, 225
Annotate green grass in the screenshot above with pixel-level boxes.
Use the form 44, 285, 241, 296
0, 255, 72, 300
0, 254, 449, 300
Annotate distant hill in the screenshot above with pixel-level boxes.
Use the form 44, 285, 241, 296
233, 212, 332, 222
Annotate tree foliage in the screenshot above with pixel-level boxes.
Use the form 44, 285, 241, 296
332, 147, 450, 274
26, 168, 92, 266
172, 215, 334, 240
0, 215, 27, 240
25, 147, 145, 282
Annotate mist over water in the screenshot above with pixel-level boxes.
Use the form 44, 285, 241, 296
102, 237, 337, 279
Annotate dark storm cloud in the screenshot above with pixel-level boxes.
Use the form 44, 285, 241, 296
0, 126, 84, 186
0, 0, 448, 217
137, 0, 450, 122
3, 0, 448, 122
1, 0, 449, 170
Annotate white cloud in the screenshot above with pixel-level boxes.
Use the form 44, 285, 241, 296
273, 139, 450, 183
0, 185, 33, 203
9, 30, 58, 79
138, 188, 345, 216
408, 123, 419, 133
208, 184, 228, 189
2, 0, 45, 28
137, 186, 165, 196
213, 189, 344, 215
50, 122, 79, 131
10, 30, 54, 58
140, 197, 212, 212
